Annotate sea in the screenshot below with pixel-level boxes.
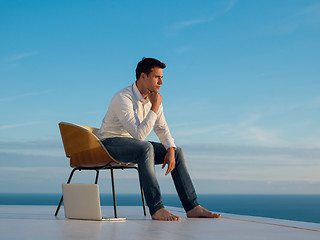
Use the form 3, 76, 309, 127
0, 193, 319, 224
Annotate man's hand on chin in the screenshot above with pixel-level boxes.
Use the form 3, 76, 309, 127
148, 90, 162, 114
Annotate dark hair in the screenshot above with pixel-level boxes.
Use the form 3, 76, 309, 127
136, 58, 166, 80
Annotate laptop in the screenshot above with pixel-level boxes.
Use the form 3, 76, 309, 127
62, 184, 126, 221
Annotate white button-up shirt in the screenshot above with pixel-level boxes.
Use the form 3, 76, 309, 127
97, 83, 176, 150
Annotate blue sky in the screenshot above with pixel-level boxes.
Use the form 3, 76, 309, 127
1, 0, 320, 194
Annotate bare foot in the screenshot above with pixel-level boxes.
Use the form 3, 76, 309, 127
152, 208, 181, 221
186, 205, 221, 218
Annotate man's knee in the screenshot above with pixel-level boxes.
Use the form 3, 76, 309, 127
175, 147, 183, 155
175, 147, 185, 163
138, 141, 154, 160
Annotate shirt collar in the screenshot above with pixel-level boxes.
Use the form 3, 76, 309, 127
133, 82, 149, 104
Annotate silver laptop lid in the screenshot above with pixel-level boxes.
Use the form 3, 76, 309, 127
62, 184, 102, 221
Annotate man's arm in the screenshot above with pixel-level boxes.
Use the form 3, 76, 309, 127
114, 94, 157, 140
147, 92, 177, 176
153, 98, 177, 175
153, 105, 176, 150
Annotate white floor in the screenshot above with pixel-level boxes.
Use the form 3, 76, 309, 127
0, 205, 319, 240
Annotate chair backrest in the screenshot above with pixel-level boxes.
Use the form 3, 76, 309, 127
59, 122, 118, 168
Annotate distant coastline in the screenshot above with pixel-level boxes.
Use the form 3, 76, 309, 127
0, 193, 319, 224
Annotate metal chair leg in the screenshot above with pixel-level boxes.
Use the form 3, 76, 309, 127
55, 165, 146, 218
140, 182, 147, 216
55, 168, 78, 216
95, 170, 99, 184
134, 167, 146, 216
110, 167, 118, 218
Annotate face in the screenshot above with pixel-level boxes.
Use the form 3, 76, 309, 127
143, 67, 163, 93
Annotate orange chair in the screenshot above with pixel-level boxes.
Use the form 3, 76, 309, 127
54, 122, 146, 218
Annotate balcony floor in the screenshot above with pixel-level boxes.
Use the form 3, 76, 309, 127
0, 205, 319, 240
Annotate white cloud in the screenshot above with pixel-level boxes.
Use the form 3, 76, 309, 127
164, 0, 238, 33
1, 140, 319, 194
171, 18, 213, 30
183, 143, 320, 160
175, 46, 192, 55
239, 114, 261, 128
5, 51, 39, 62
262, 22, 300, 36
0, 121, 43, 130
225, 0, 238, 13
174, 121, 283, 146
0, 90, 54, 102
245, 127, 279, 143
174, 124, 224, 136
260, 2, 320, 36
182, 143, 320, 184
288, 96, 320, 110
0, 139, 65, 161
0, 166, 65, 172
296, 2, 320, 24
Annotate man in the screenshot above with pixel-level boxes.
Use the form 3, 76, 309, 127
97, 58, 221, 221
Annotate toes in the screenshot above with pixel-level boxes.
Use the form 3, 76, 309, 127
152, 211, 180, 221
169, 215, 180, 221
187, 206, 221, 218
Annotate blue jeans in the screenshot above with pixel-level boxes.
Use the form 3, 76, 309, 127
101, 137, 199, 216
